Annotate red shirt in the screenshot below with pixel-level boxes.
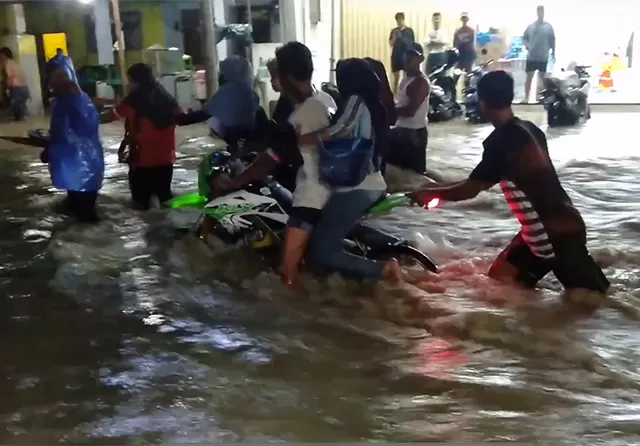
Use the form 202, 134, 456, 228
114, 103, 182, 167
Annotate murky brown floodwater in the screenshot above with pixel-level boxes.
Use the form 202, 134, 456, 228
1, 113, 640, 445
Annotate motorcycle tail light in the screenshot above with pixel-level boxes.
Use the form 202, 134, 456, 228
427, 198, 440, 209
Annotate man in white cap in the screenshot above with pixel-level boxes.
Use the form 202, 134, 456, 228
453, 12, 476, 72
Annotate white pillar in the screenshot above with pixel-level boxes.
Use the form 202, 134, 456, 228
279, 0, 303, 43
213, 0, 227, 61
93, 0, 115, 65
7, 4, 26, 34
202, 0, 219, 96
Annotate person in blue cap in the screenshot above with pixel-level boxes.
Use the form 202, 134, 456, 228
42, 50, 104, 223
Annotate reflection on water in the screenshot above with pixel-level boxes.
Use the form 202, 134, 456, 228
2, 114, 640, 445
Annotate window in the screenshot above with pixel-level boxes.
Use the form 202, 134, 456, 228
85, 10, 143, 52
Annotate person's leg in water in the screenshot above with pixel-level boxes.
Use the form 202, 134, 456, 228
149, 164, 174, 206
281, 207, 320, 289
551, 235, 610, 294
66, 191, 100, 223
128, 167, 153, 210
308, 189, 403, 281
386, 127, 428, 174
489, 231, 553, 287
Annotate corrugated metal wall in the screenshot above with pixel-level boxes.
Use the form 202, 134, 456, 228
340, 0, 465, 74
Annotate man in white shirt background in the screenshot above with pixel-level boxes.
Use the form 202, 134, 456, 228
425, 12, 448, 74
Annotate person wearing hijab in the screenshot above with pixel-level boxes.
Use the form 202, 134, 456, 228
44, 50, 104, 223
176, 55, 262, 145
101, 63, 182, 210
297, 58, 403, 282
364, 57, 397, 127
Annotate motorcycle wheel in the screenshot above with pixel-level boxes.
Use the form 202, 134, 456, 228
366, 244, 438, 273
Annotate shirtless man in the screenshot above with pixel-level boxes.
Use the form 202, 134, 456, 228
386, 43, 431, 175
0, 47, 29, 121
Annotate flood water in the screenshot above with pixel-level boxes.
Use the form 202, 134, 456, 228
1, 112, 640, 445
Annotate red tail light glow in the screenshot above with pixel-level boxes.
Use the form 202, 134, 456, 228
427, 198, 440, 209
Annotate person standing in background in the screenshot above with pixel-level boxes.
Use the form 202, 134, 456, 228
386, 43, 430, 175
389, 12, 415, 95
453, 13, 476, 72
522, 5, 555, 103
0, 47, 30, 121
425, 12, 448, 74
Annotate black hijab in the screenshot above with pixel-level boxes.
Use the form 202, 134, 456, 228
335, 58, 389, 160
123, 63, 178, 129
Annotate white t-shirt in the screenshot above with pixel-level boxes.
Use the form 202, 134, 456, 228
427, 29, 447, 53
288, 96, 332, 209
313, 89, 337, 114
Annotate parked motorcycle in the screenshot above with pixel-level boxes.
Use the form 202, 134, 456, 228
427, 49, 463, 122
540, 64, 592, 127
462, 59, 493, 123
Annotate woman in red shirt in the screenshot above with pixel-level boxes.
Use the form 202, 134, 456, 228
101, 63, 182, 210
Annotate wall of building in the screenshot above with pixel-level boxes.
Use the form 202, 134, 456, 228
161, 0, 229, 61
0, 1, 176, 68
280, 0, 337, 85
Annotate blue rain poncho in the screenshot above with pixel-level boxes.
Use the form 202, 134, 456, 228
45, 51, 104, 192
203, 55, 258, 135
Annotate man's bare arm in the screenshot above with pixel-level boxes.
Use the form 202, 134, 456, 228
396, 77, 429, 117
411, 178, 495, 205
226, 152, 278, 190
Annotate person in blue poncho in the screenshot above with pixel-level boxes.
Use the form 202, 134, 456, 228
175, 55, 266, 146
42, 50, 105, 223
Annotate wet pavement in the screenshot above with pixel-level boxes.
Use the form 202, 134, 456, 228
1, 111, 640, 445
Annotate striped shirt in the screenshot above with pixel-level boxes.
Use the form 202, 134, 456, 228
470, 117, 574, 259
500, 180, 554, 258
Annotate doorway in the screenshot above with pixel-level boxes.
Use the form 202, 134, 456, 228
181, 9, 204, 66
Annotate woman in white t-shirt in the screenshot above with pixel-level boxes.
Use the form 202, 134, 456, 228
299, 58, 403, 281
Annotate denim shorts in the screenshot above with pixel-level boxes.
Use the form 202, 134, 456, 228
287, 206, 321, 233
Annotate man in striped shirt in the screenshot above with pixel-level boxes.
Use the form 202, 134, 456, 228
410, 71, 609, 293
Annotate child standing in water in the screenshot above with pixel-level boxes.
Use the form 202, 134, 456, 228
44, 51, 104, 223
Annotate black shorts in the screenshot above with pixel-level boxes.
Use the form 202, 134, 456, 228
386, 126, 428, 174
526, 60, 548, 73
287, 206, 321, 233
128, 165, 174, 210
66, 191, 99, 223
391, 56, 404, 73
497, 232, 610, 292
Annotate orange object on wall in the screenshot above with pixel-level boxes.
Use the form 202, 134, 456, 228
599, 69, 614, 89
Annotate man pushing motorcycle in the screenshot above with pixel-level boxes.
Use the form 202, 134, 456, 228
410, 70, 609, 294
